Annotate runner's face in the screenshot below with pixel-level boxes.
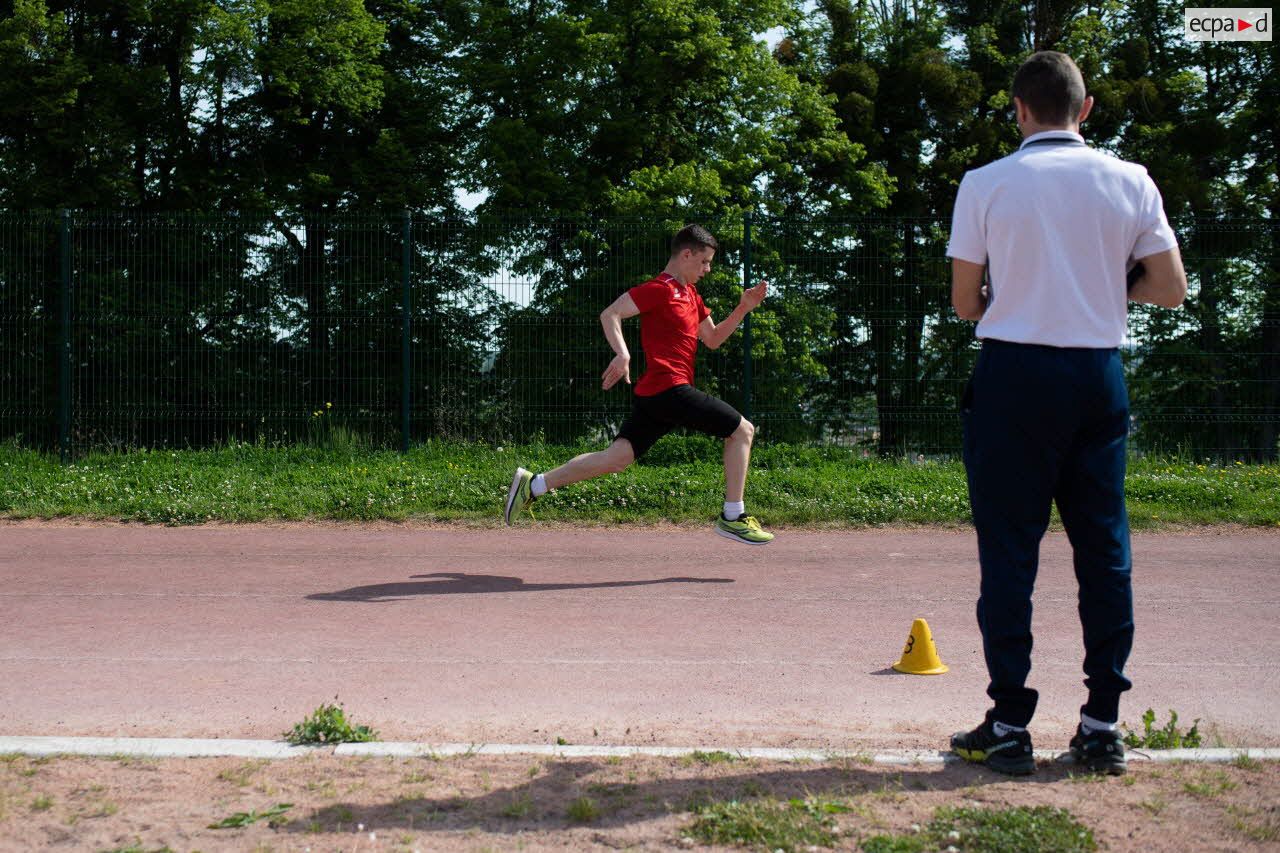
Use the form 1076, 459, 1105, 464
684, 247, 714, 283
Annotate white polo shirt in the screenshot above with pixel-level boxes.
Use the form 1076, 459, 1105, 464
947, 130, 1178, 348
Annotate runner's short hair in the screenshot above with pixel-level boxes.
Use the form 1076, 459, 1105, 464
671, 224, 718, 256
1011, 51, 1086, 127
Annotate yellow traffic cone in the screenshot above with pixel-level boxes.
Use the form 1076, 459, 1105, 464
892, 618, 949, 675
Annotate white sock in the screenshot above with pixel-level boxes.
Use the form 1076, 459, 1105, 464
531, 474, 548, 497
991, 721, 1026, 737
1080, 713, 1117, 734
723, 501, 745, 520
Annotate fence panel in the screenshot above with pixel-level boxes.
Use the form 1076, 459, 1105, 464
0, 212, 1273, 460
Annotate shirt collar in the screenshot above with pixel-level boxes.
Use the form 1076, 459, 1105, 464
658, 272, 687, 289
1020, 130, 1085, 149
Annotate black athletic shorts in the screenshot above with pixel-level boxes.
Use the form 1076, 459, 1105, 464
616, 384, 743, 459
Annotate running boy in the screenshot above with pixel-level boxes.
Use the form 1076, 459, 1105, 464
504, 224, 773, 545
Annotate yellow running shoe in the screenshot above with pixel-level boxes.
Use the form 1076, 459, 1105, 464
714, 513, 774, 545
504, 467, 535, 525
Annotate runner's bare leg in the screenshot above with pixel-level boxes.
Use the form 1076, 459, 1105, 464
542, 439, 635, 491
722, 418, 754, 504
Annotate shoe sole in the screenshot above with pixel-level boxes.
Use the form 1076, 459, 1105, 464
1071, 752, 1127, 775
952, 747, 1035, 776
714, 526, 773, 545
504, 468, 528, 526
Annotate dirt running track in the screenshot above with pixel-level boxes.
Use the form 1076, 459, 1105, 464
1, 522, 1277, 751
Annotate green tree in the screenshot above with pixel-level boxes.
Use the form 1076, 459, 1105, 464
468, 0, 890, 443
1098, 0, 1276, 459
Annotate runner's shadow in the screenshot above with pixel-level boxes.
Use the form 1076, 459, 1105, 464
306, 572, 734, 602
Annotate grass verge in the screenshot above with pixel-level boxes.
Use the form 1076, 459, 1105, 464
1, 438, 1277, 526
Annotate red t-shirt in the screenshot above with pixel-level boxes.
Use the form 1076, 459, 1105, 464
628, 272, 711, 396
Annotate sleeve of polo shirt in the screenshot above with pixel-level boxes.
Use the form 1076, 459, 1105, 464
695, 289, 710, 322
628, 280, 666, 313
946, 173, 987, 265
1131, 175, 1179, 260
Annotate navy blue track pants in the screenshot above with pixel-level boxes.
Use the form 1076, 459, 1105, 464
962, 338, 1134, 727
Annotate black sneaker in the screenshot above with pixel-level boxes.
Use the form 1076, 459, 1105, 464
1069, 724, 1127, 775
950, 716, 1035, 775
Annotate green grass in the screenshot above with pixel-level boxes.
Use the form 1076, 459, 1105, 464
1228, 803, 1280, 843
1182, 769, 1237, 798
686, 796, 849, 850
566, 796, 600, 823
683, 750, 743, 766
0, 438, 1276, 526
862, 805, 1096, 853
500, 794, 534, 819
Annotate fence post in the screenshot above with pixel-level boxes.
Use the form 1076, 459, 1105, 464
742, 211, 753, 421
401, 209, 412, 453
58, 209, 71, 463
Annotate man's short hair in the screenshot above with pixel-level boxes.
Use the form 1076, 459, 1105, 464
671, 224, 718, 256
1011, 51, 1086, 126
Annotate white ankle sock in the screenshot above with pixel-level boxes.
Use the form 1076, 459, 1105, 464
1080, 713, 1117, 735
723, 501, 745, 520
531, 474, 548, 497
992, 721, 1026, 737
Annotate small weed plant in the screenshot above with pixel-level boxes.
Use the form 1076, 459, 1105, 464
501, 794, 533, 819
208, 802, 293, 828
1123, 708, 1201, 749
284, 702, 377, 745
688, 796, 849, 850
862, 805, 1096, 853
1228, 803, 1280, 843
566, 796, 600, 823
1183, 769, 1237, 798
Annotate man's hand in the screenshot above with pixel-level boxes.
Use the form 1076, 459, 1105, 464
739, 280, 768, 312
602, 354, 631, 390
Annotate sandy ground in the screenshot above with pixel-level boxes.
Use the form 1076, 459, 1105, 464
1, 751, 1278, 852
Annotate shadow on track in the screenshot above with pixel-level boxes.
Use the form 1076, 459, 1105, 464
307, 572, 735, 602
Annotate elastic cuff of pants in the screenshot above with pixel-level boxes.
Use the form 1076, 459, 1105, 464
988, 706, 1033, 730
1082, 695, 1121, 725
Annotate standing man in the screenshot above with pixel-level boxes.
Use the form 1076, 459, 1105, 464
946, 51, 1187, 775
504, 224, 774, 545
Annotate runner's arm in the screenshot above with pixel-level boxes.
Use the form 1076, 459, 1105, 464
601, 292, 641, 389
699, 281, 767, 350
951, 259, 988, 321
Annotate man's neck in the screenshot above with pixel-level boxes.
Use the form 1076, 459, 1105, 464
661, 264, 688, 286
1020, 123, 1080, 139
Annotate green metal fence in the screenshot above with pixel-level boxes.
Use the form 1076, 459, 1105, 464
1, 212, 1275, 459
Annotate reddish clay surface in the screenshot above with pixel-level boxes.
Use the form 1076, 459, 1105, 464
1, 522, 1277, 750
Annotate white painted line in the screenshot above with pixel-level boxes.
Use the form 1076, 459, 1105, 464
1126, 747, 1280, 763
1, 736, 1278, 764
0, 736, 314, 758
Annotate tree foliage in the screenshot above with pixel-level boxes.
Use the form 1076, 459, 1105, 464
0, 0, 1272, 457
